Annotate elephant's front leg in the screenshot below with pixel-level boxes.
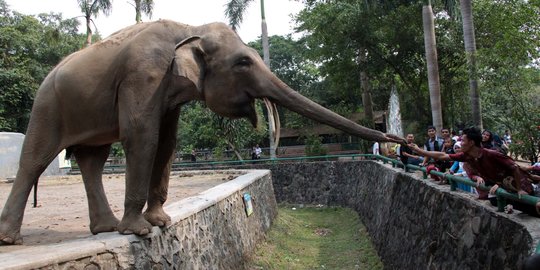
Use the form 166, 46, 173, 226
144, 108, 180, 227
117, 125, 159, 235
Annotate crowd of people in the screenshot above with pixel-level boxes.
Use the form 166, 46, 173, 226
381, 126, 540, 217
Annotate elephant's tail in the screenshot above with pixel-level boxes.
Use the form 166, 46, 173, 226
33, 179, 38, 208
65, 146, 74, 160
33, 146, 74, 208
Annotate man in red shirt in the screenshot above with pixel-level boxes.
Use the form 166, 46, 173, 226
408, 127, 540, 216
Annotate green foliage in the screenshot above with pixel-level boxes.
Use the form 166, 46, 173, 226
295, 0, 540, 141
248, 35, 321, 129
482, 67, 540, 163
472, 0, 540, 162
131, 0, 154, 23
110, 142, 125, 158
303, 134, 327, 156
178, 101, 267, 160
295, 1, 438, 130
0, 1, 85, 132
0, 69, 36, 131
224, 0, 256, 31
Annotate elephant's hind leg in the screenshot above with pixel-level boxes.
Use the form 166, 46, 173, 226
0, 120, 61, 244
73, 145, 120, 234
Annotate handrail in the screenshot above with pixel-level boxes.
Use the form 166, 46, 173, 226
87, 153, 540, 212
366, 154, 540, 255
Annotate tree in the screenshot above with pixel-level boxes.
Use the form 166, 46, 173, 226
422, 0, 443, 134
248, 35, 320, 130
0, 1, 85, 132
459, 0, 481, 129
177, 102, 267, 161
77, 0, 112, 47
130, 0, 153, 23
472, 0, 540, 162
296, 1, 429, 127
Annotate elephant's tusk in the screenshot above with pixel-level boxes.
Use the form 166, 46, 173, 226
263, 98, 280, 149
272, 102, 280, 147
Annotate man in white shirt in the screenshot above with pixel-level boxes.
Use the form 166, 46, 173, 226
372, 142, 380, 155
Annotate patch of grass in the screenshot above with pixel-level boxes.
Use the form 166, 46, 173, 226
246, 205, 383, 270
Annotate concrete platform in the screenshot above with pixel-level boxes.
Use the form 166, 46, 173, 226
0, 169, 278, 269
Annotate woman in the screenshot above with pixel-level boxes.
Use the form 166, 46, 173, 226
481, 130, 494, 149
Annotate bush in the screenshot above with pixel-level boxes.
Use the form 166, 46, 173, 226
304, 134, 327, 156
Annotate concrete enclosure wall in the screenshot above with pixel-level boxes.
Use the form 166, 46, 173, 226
1, 170, 277, 270
0, 132, 70, 179
264, 160, 536, 270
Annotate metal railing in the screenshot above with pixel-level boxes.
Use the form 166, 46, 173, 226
371, 154, 540, 212
70, 153, 540, 253
75, 153, 540, 214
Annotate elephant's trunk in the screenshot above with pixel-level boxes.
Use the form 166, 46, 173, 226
267, 78, 393, 143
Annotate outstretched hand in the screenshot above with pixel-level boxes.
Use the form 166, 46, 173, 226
408, 143, 420, 151
384, 133, 406, 144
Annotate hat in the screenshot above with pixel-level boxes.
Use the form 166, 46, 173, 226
453, 142, 462, 151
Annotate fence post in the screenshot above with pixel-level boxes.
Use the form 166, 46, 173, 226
450, 177, 457, 191
496, 195, 506, 212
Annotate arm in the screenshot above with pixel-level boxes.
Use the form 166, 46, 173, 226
401, 151, 419, 159
449, 161, 458, 174
511, 165, 527, 195
463, 163, 485, 187
408, 143, 452, 161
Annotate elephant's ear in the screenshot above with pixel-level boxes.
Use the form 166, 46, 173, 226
172, 36, 205, 94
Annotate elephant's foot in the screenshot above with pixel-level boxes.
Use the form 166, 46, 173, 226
0, 226, 22, 245
144, 207, 171, 227
117, 214, 153, 235
89, 215, 120, 235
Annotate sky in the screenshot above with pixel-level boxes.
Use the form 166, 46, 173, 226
5, 0, 304, 43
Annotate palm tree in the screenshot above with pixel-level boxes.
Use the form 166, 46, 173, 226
459, 0, 482, 129
225, 0, 277, 158
225, 0, 270, 66
421, 0, 482, 130
130, 0, 154, 24
77, 0, 113, 47
422, 0, 443, 134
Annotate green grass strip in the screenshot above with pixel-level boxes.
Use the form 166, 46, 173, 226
246, 205, 383, 269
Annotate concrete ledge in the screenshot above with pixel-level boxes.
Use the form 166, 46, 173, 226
0, 169, 277, 270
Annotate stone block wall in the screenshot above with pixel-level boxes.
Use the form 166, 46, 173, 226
250, 160, 534, 270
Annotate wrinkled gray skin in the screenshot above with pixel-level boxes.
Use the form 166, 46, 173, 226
0, 20, 403, 245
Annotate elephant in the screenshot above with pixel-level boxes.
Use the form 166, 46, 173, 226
0, 20, 403, 245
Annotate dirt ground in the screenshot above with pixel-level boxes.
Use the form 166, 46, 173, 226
0, 171, 237, 252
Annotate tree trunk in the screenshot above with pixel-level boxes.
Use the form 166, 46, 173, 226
260, 0, 276, 159
85, 16, 92, 47
135, 0, 142, 23
460, 0, 482, 129
422, 3, 443, 134
358, 47, 374, 124
225, 139, 243, 161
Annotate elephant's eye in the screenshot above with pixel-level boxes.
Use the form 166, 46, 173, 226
234, 57, 252, 68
